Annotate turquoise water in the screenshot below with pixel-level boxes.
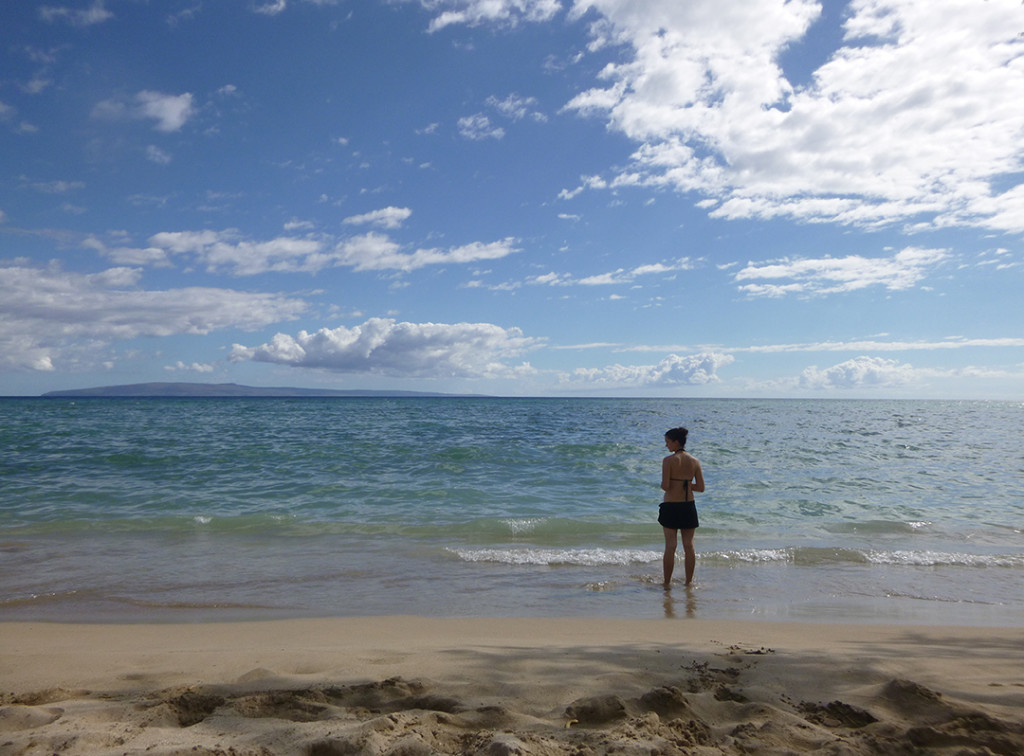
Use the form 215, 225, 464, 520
1, 397, 1022, 625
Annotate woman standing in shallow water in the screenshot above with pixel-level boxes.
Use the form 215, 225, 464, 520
659, 427, 705, 588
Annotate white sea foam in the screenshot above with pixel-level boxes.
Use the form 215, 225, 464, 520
451, 545, 985, 568
703, 548, 1023, 568
710, 548, 794, 563
449, 547, 660, 566
502, 518, 544, 536
866, 550, 1024, 568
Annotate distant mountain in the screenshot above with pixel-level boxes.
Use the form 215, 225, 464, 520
41, 382, 486, 398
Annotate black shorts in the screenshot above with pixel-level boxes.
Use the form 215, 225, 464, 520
658, 501, 699, 530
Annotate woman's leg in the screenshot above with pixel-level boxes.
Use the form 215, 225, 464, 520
680, 528, 696, 585
662, 527, 678, 587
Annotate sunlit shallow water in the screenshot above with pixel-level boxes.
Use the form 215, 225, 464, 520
2, 397, 1022, 625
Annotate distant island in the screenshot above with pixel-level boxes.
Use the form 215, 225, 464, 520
41, 382, 487, 398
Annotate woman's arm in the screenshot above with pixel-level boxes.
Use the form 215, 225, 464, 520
661, 455, 673, 493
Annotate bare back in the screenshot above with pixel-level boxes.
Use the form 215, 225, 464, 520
661, 451, 704, 502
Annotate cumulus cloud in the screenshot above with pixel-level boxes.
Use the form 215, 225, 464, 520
422, 0, 561, 32
765, 353, 1024, 393
561, 352, 734, 387
0, 262, 306, 371
92, 91, 195, 132
734, 246, 949, 297
563, 0, 1024, 232
342, 206, 413, 229
231, 317, 540, 378
166, 361, 216, 373
798, 356, 916, 390
135, 91, 195, 132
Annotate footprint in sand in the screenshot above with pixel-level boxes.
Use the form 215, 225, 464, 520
0, 705, 64, 731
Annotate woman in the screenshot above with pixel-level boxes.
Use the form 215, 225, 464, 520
658, 426, 705, 588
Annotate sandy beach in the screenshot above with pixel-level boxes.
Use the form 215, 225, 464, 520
2, 616, 1022, 755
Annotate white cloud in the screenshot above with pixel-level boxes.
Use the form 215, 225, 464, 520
149, 229, 327, 275
83, 236, 172, 267
486, 93, 547, 122
0, 262, 306, 371
765, 354, 1024, 394
251, 0, 342, 15
166, 361, 216, 373
93, 91, 195, 132
25, 179, 85, 194
734, 246, 949, 297
135, 91, 195, 132
40, 1, 113, 26
422, 0, 561, 32
529, 257, 692, 286
3, 91, 39, 132
529, 271, 569, 286
558, 174, 607, 200
120, 229, 519, 275
231, 317, 540, 378
561, 352, 734, 386
253, 0, 287, 15
962, 183, 1024, 235
335, 234, 520, 272
342, 206, 413, 229
146, 145, 172, 164
736, 353, 1024, 394
458, 114, 505, 140
798, 356, 916, 390
737, 336, 1024, 354
22, 75, 54, 95
563, 0, 1024, 232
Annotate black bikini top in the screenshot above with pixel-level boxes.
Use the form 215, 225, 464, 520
671, 453, 691, 499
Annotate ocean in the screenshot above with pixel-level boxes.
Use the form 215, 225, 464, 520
2, 397, 1022, 626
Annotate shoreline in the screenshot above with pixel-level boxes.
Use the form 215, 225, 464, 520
3, 617, 1022, 754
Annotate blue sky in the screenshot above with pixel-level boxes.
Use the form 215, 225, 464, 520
1, 0, 1022, 398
